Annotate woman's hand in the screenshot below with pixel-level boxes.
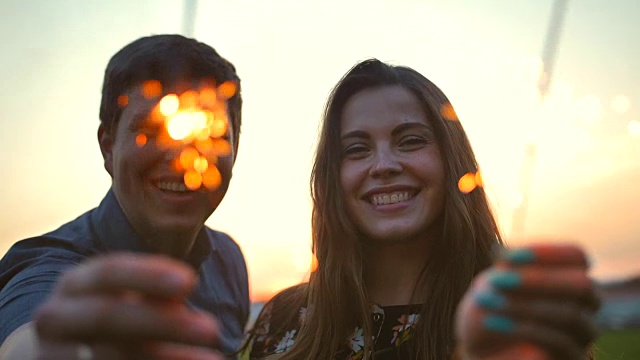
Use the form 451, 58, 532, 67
455, 244, 600, 360
34, 253, 222, 360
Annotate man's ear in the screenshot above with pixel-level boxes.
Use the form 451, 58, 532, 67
98, 124, 114, 177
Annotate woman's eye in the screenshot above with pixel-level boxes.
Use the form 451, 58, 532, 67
399, 136, 428, 149
343, 144, 370, 158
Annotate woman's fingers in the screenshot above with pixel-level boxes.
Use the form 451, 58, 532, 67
487, 267, 599, 310
35, 295, 219, 347
475, 292, 599, 347
498, 244, 590, 269
457, 244, 601, 360
477, 315, 588, 360
55, 254, 197, 300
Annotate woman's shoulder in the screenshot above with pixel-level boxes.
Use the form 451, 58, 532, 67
244, 284, 309, 358
256, 283, 308, 329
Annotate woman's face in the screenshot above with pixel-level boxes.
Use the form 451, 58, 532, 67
339, 85, 445, 244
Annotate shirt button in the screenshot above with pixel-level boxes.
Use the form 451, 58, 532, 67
373, 313, 382, 322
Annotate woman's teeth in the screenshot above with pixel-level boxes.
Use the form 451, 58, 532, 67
156, 181, 189, 192
370, 192, 411, 205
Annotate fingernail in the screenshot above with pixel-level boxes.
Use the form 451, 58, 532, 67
483, 315, 515, 333
475, 291, 506, 310
489, 270, 522, 289
506, 248, 536, 264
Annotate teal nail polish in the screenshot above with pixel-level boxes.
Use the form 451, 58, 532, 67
506, 248, 535, 264
483, 315, 515, 333
489, 271, 522, 289
475, 291, 506, 310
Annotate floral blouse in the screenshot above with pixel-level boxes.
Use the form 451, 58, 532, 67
243, 285, 422, 360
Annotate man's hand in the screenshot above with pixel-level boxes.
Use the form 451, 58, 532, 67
33, 253, 222, 360
456, 244, 600, 360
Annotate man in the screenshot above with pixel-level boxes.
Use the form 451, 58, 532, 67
0, 34, 249, 359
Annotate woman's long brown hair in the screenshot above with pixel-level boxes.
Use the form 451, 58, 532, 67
277, 59, 503, 360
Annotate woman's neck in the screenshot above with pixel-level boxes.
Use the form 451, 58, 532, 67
364, 237, 431, 306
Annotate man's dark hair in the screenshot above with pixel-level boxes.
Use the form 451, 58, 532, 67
99, 34, 242, 150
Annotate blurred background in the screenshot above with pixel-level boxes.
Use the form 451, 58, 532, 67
1, 0, 638, 357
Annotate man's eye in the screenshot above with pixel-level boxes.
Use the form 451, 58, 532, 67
136, 124, 161, 137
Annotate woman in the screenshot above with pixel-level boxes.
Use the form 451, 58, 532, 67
243, 59, 598, 360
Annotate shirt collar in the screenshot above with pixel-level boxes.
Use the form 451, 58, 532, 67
90, 188, 213, 269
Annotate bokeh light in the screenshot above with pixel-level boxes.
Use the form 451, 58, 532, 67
440, 103, 459, 121
179, 147, 200, 171
117, 95, 128, 107
142, 80, 162, 99
179, 90, 199, 109
193, 156, 209, 173
135, 133, 147, 147
184, 170, 203, 190
167, 112, 196, 140
159, 94, 179, 116
200, 87, 217, 107
628, 120, 640, 137
458, 172, 478, 194
217, 81, 237, 100
611, 95, 631, 114
202, 166, 222, 190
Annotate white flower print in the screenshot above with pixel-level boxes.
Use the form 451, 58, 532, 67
391, 313, 421, 345
275, 330, 297, 353
349, 327, 365, 353
404, 314, 419, 330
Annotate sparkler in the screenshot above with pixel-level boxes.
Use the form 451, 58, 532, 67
458, 171, 483, 194
129, 79, 237, 191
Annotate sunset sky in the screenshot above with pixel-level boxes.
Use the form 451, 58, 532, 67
1, 0, 638, 301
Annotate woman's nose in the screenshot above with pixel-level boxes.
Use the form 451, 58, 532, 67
369, 150, 402, 178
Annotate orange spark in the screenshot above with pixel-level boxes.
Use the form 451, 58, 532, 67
202, 166, 222, 190
199, 87, 217, 107
193, 156, 209, 173
117, 95, 129, 107
208, 112, 228, 138
441, 103, 458, 121
167, 112, 194, 140
458, 172, 477, 194
135, 133, 147, 147
184, 170, 202, 190
179, 90, 199, 109
155, 131, 174, 149
195, 138, 214, 154
142, 80, 162, 99
179, 147, 200, 171
310, 254, 319, 272
211, 138, 232, 156
159, 94, 179, 116
217, 81, 237, 100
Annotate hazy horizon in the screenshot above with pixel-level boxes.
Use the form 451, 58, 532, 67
1, 0, 638, 301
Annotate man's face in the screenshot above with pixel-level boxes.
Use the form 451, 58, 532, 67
99, 85, 235, 241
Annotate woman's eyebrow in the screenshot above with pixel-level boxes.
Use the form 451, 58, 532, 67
391, 122, 433, 136
340, 130, 370, 141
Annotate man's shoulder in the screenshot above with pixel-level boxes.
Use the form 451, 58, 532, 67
0, 211, 99, 273
204, 227, 243, 254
